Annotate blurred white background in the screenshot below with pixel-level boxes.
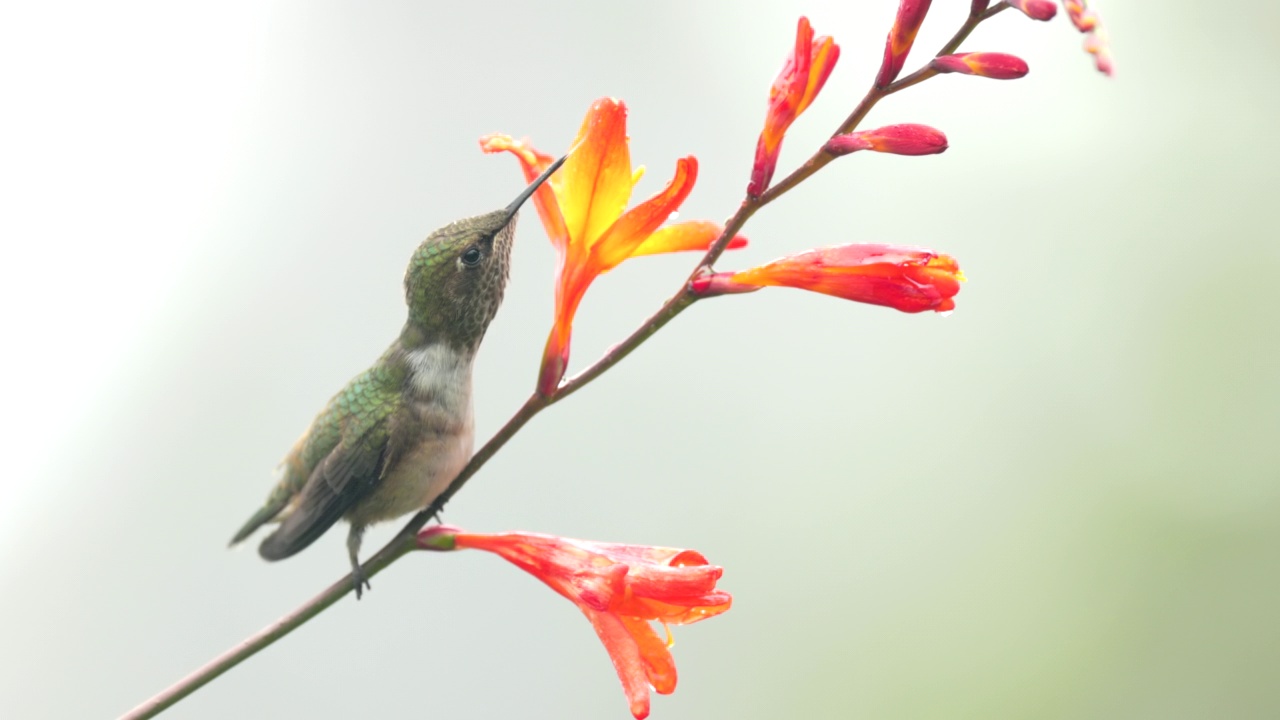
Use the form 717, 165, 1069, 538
2, 1, 1278, 718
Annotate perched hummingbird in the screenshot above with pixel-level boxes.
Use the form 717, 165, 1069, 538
231, 155, 567, 597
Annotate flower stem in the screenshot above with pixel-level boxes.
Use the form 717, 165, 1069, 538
117, 9, 1004, 718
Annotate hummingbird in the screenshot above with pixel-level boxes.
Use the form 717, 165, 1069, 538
231, 154, 567, 597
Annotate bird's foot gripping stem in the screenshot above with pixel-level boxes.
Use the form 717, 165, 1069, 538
351, 563, 372, 600
348, 525, 371, 600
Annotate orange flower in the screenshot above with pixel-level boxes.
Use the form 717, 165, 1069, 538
748, 16, 840, 198
691, 244, 964, 314
418, 527, 731, 720
481, 98, 746, 396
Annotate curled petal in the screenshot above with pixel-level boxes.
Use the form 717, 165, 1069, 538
931, 52, 1029, 80
875, 0, 934, 89
593, 157, 698, 270
1008, 0, 1057, 20
630, 221, 747, 258
826, 124, 948, 157
480, 134, 569, 251
618, 593, 734, 626
718, 244, 964, 314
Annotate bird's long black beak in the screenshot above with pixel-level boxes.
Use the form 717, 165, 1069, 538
504, 154, 568, 219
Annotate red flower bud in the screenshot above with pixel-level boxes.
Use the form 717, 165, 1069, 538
931, 52, 1029, 80
971, 0, 992, 14
695, 244, 964, 314
1007, 0, 1057, 20
875, 0, 934, 89
748, 17, 840, 198
825, 124, 948, 157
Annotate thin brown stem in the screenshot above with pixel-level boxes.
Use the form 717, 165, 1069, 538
119, 7, 1008, 718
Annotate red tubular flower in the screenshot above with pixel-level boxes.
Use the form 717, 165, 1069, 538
875, 0, 934, 89
748, 16, 840, 198
1008, 0, 1058, 20
481, 98, 746, 396
825, 124, 948, 157
692, 244, 964, 314
418, 527, 731, 720
931, 52, 1029, 80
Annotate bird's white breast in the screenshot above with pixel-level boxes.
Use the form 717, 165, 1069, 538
347, 344, 476, 525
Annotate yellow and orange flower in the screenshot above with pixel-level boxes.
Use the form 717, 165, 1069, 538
748, 16, 840, 198
481, 98, 746, 396
692, 244, 964, 314
418, 527, 731, 720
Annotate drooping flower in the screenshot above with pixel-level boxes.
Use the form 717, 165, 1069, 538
875, 0, 934, 89
691, 244, 964, 314
825, 124, 948, 157
481, 98, 746, 396
931, 52, 1029, 80
748, 16, 840, 198
418, 526, 732, 720
1007, 0, 1058, 21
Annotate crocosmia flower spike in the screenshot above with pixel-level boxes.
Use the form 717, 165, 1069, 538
875, 0, 933, 89
748, 16, 840, 198
931, 52, 1029, 80
692, 244, 963, 314
481, 98, 746, 396
418, 527, 732, 720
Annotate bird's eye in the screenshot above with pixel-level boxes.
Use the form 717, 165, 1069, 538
460, 246, 483, 267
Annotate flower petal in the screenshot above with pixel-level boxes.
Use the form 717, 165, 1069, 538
479, 134, 570, 252
592, 156, 698, 270
628, 222, 747, 258
618, 593, 734, 626
558, 98, 634, 249
585, 608, 652, 719
621, 616, 678, 696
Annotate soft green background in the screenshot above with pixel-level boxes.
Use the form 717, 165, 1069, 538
2, 1, 1278, 718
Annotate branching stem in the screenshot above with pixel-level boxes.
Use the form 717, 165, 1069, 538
118, 10, 1003, 718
